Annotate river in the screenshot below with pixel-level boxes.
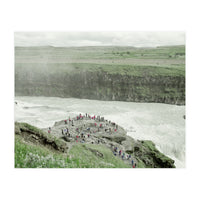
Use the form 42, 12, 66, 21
14, 96, 185, 168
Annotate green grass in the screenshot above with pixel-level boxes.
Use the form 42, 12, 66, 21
16, 62, 185, 77
15, 45, 185, 77
15, 45, 185, 60
68, 144, 130, 168
15, 135, 130, 168
15, 135, 67, 168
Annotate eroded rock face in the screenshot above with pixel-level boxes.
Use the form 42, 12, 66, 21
15, 122, 68, 153
133, 140, 175, 168
15, 70, 185, 105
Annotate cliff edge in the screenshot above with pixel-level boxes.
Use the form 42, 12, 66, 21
15, 114, 175, 168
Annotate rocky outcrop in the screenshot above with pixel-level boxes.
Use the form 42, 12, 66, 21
15, 114, 175, 168
133, 140, 175, 168
15, 122, 68, 153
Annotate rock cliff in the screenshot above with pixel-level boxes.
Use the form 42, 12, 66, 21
15, 46, 185, 105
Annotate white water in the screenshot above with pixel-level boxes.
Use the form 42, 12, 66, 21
15, 96, 185, 168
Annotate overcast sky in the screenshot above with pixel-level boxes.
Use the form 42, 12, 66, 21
15, 32, 185, 47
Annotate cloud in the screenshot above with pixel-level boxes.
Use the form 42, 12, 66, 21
15, 31, 185, 47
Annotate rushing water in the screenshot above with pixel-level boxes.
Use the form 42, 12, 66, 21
15, 96, 185, 168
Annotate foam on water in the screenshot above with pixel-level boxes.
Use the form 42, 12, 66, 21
15, 96, 185, 168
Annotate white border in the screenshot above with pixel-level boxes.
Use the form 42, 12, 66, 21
1, 0, 199, 200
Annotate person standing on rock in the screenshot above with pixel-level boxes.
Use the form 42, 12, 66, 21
132, 163, 136, 168
132, 160, 134, 166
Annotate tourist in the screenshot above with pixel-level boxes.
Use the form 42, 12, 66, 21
64, 120, 67, 124
132, 160, 134, 166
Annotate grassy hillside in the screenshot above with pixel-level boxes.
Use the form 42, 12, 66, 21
15, 135, 129, 168
15, 122, 129, 168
